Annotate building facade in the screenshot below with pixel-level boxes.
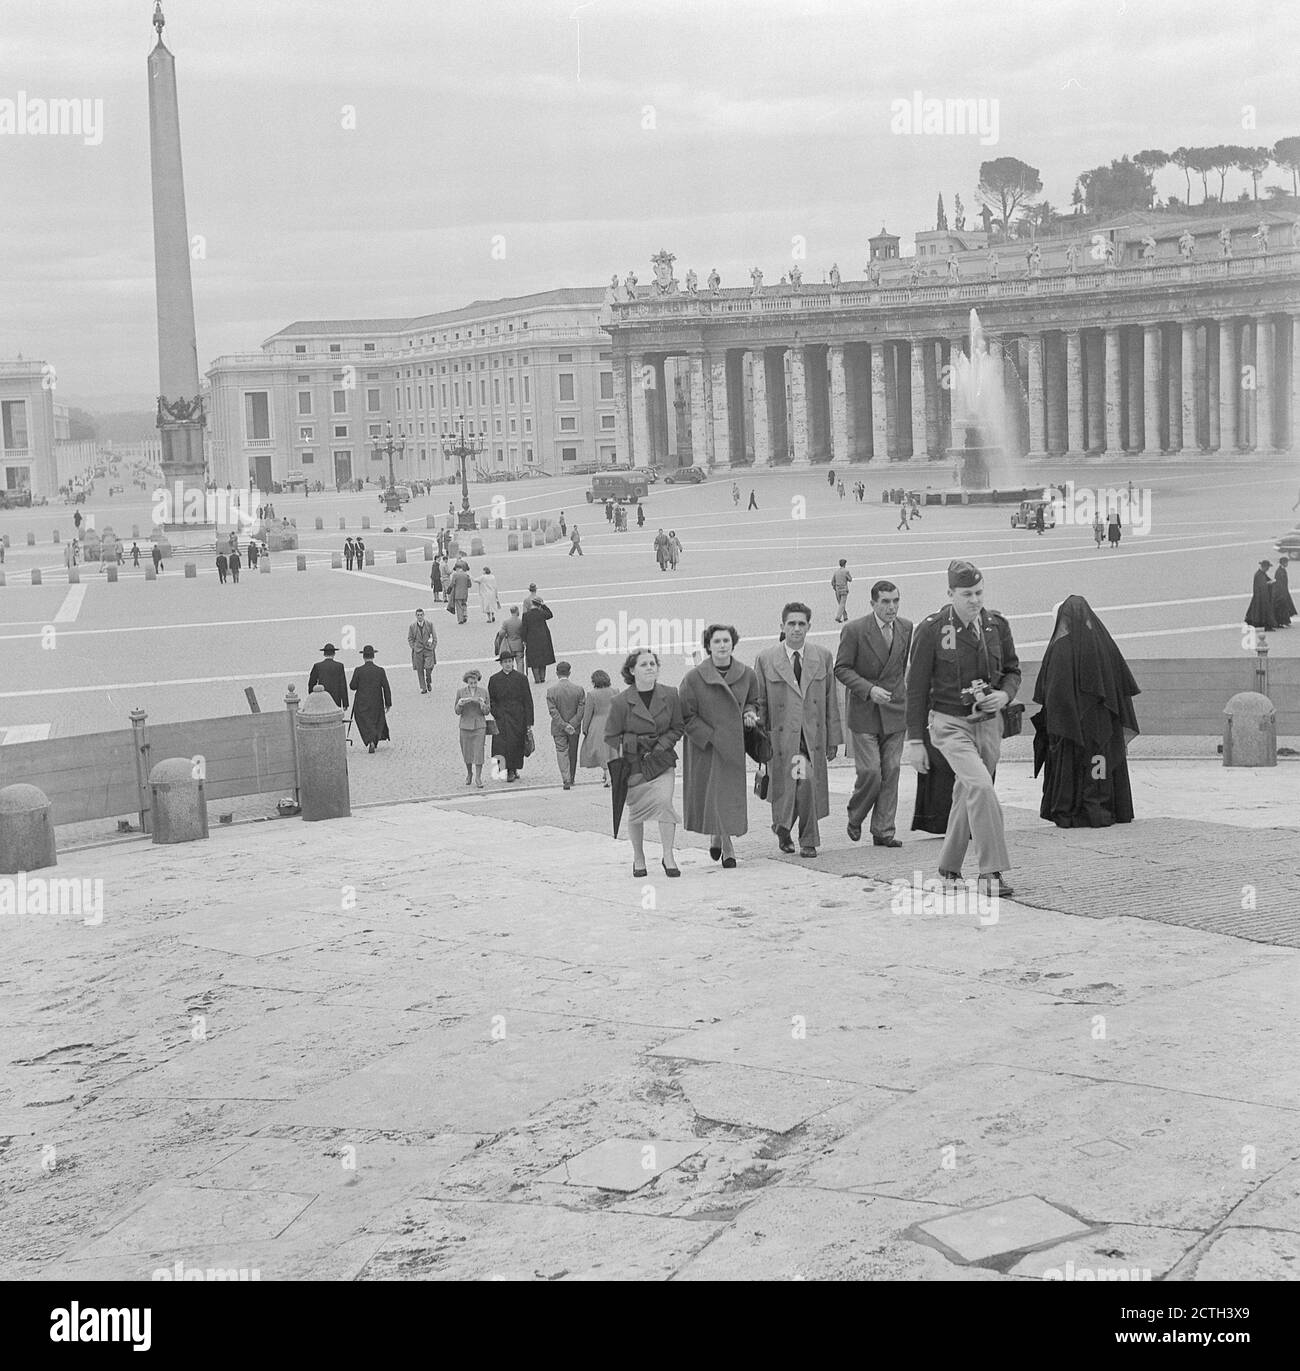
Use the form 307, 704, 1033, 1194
605, 211, 1300, 468
0, 360, 62, 498
206, 288, 617, 488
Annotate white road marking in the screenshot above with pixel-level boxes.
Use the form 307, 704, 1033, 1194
53, 584, 86, 622
1, 723, 51, 743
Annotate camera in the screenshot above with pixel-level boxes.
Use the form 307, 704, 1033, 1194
961, 677, 994, 717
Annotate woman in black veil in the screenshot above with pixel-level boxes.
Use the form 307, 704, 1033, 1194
1032, 596, 1140, 827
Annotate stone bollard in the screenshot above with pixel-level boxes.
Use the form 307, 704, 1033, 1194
0, 783, 57, 873
260, 556, 270, 573
297, 554, 307, 571
362, 516, 371, 530
148, 758, 209, 844
507, 533, 519, 552
68, 566, 80, 584
522, 531, 534, 549
470, 537, 484, 556
447, 539, 460, 559
545, 526, 560, 544
106, 565, 118, 582
297, 688, 352, 820
145, 565, 156, 581
184, 562, 197, 578
27, 531, 35, 545
53, 529, 60, 543
339, 516, 346, 529
1223, 692, 1277, 767
331, 552, 342, 569
315, 517, 323, 530
31, 568, 42, 585
423, 542, 434, 560
364, 548, 374, 566
396, 547, 407, 564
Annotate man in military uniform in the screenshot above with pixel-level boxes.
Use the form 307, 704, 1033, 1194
904, 559, 1020, 898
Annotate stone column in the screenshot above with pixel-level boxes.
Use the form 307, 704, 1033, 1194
1165, 328, 1182, 453
1085, 332, 1105, 454
987, 336, 1005, 444
788, 346, 810, 464
884, 343, 899, 459
1103, 327, 1124, 457
1179, 321, 1198, 454
870, 343, 889, 462
1065, 329, 1085, 456
1206, 326, 1220, 450
750, 350, 771, 467
710, 355, 731, 469
631, 355, 653, 469
1142, 325, 1163, 456
828, 344, 850, 464
1024, 334, 1046, 457
652, 356, 671, 463
1218, 320, 1238, 452
910, 339, 928, 459
1256, 316, 1276, 451
924, 341, 941, 458
612, 352, 633, 466
1126, 327, 1144, 450
689, 355, 712, 467
1291, 316, 1300, 455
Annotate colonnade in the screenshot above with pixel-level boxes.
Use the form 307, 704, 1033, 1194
615, 313, 1300, 467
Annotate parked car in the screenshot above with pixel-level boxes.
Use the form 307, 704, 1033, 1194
663, 466, 707, 485
1274, 527, 1300, 558
1010, 498, 1056, 530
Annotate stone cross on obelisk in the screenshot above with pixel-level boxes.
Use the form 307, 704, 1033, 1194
148, 2, 207, 511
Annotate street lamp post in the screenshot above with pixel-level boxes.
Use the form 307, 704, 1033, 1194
371, 422, 406, 514
440, 415, 485, 532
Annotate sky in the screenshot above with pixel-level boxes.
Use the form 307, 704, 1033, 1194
1, 0, 1295, 405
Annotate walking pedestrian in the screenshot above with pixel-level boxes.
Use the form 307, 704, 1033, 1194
1092, 514, 1105, 549
579, 669, 617, 787
830, 558, 853, 623
838, 480, 846, 500
753, 603, 842, 858
453, 668, 490, 787
448, 562, 472, 623
1273, 556, 1296, 627
151, 544, 163, 573
605, 499, 614, 524
408, 608, 437, 693
1032, 596, 1140, 828
348, 646, 393, 754
1034, 503, 1045, 536
569, 526, 584, 556
559, 511, 567, 537
636, 504, 645, 528
679, 624, 761, 869
604, 650, 684, 877
307, 642, 348, 709
522, 582, 542, 613
546, 662, 586, 789
1107, 509, 1122, 548
488, 650, 533, 782
73, 509, 83, 534
131, 542, 141, 567
494, 606, 525, 665
904, 559, 1020, 898
897, 504, 911, 532
247, 539, 259, 569
215, 551, 228, 583
476, 566, 499, 622
229, 547, 241, 582
732, 482, 740, 507
653, 527, 668, 571
747, 489, 758, 511
835, 581, 910, 846
521, 593, 556, 683
1245, 559, 1279, 631
666, 530, 682, 570
344, 537, 355, 570
827, 467, 836, 488
430, 555, 444, 601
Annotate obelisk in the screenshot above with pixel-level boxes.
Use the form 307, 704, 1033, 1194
148, 2, 207, 514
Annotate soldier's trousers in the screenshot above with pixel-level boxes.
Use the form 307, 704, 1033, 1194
928, 710, 1011, 874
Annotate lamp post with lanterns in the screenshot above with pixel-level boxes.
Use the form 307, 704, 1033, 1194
371, 422, 406, 514
440, 414, 484, 532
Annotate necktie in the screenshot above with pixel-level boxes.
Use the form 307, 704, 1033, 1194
792, 650, 802, 685
882, 622, 893, 649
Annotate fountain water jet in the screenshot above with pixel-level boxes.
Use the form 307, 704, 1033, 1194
948, 308, 1023, 493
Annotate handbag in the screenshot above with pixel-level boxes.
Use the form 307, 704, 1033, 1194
743, 724, 772, 765
523, 726, 535, 757
753, 764, 769, 800
484, 713, 499, 736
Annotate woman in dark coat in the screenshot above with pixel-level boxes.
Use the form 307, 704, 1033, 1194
521, 596, 556, 683
348, 645, 393, 753
1032, 596, 1140, 828
678, 624, 760, 868
1272, 556, 1296, 627
1106, 509, 1122, 548
487, 650, 533, 781
1245, 560, 1278, 631
430, 556, 444, 602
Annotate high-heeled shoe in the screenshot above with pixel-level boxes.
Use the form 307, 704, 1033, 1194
721, 856, 737, 869
632, 864, 648, 878
661, 858, 681, 878
709, 843, 722, 862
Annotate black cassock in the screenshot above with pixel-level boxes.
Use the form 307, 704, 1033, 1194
348, 661, 392, 746
1244, 568, 1278, 630
308, 657, 348, 709
910, 727, 957, 835
1032, 596, 1140, 828
488, 668, 533, 769
1272, 566, 1296, 626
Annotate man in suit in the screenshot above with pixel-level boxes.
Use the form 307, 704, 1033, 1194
307, 642, 348, 709
215, 550, 228, 584
407, 608, 437, 693
448, 563, 473, 623
904, 559, 1020, 899
545, 661, 586, 789
835, 580, 911, 846
754, 602, 843, 858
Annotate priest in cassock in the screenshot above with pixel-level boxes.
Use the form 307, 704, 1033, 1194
1272, 556, 1296, 628
1032, 596, 1140, 828
307, 642, 348, 709
1245, 560, 1279, 632
488, 650, 534, 782
348, 646, 393, 754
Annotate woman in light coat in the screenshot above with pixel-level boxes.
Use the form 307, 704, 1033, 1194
453, 667, 490, 787
678, 625, 760, 868
476, 566, 500, 622
579, 669, 618, 787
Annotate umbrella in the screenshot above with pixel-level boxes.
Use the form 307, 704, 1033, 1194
608, 756, 630, 837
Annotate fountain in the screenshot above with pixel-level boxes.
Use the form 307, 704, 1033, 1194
947, 308, 1031, 502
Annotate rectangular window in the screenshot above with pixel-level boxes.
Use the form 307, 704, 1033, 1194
364, 343, 375, 352
454, 382, 460, 406
243, 391, 270, 440
558, 373, 575, 401
301, 450, 315, 464
561, 447, 577, 462
559, 416, 577, 432
479, 380, 487, 405
600, 350, 612, 361
509, 418, 517, 433
299, 425, 313, 442
368, 423, 382, 439
558, 352, 573, 362
334, 425, 348, 438
366, 388, 380, 412
508, 376, 515, 403
523, 375, 530, 404
365, 371, 379, 381
1, 399, 29, 448
332, 390, 347, 414
417, 385, 424, 408
525, 417, 532, 432
406, 386, 412, 408
599, 372, 614, 400
441, 384, 448, 406
297, 391, 313, 416
297, 374, 310, 383
495, 420, 502, 433
329, 344, 341, 353
600, 414, 616, 430
526, 446, 533, 462
493, 378, 500, 403
495, 448, 504, 464
295, 344, 306, 354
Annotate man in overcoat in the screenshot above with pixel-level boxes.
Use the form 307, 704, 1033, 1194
408, 608, 437, 693
348, 645, 393, 753
834, 580, 911, 846
521, 595, 557, 683
448, 563, 473, 624
545, 661, 586, 788
307, 642, 348, 709
754, 602, 842, 857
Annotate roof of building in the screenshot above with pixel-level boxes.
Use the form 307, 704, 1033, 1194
268, 287, 607, 342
